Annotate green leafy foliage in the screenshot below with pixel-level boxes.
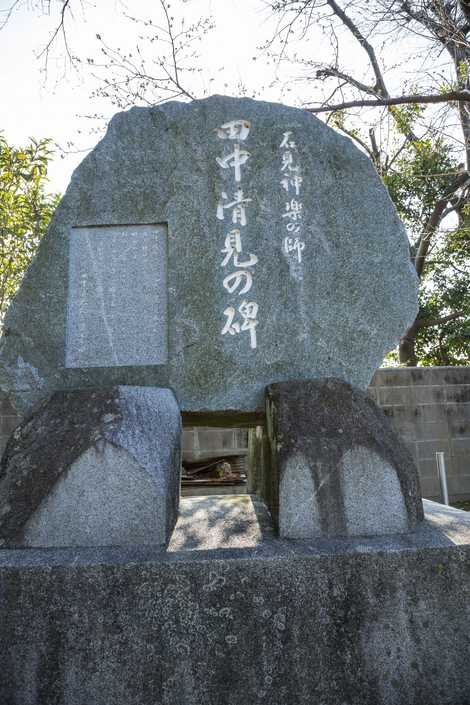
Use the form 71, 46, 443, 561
0, 134, 59, 323
383, 138, 456, 243
388, 104, 424, 141
383, 131, 470, 365
415, 243, 470, 365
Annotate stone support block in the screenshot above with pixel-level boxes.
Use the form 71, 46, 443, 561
265, 378, 423, 539
0, 386, 181, 548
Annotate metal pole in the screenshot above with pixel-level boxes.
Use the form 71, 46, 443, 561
436, 452, 450, 506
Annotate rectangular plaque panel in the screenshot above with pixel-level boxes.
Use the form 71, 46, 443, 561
65, 224, 168, 368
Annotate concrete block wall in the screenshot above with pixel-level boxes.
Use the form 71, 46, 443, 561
369, 367, 470, 502
182, 427, 249, 463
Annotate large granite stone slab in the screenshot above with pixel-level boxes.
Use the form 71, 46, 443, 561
264, 378, 424, 538
0, 500, 469, 705
0, 95, 417, 415
0, 386, 181, 547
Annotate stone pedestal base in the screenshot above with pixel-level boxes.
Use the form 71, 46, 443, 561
265, 378, 424, 538
0, 499, 469, 705
0, 386, 181, 548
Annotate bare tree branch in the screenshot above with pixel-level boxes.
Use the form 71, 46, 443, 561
334, 123, 376, 161
414, 172, 470, 278
85, 5, 212, 110
305, 90, 470, 112
384, 134, 411, 172
325, 0, 389, 96
37, 0, 73, 65
0, 0, 21, 30
159, 0, 195, 101
417, 311, 466, 328
315, 66, 376, 96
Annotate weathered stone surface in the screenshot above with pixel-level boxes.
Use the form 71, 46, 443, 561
0, 95, 417, 414
0, 386, 181, 547
265, 378, 423, 538
0, 500, 469, 705
66, 224, 168, 368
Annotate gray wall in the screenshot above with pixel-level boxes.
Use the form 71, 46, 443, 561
182, 427, 248, 463
369, 366, 470, 502
1, 366, 469, 501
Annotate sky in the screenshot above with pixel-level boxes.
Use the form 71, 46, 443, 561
0, 0, 315, 192
0, 0, 456, 193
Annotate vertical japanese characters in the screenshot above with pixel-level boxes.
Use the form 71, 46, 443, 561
279, 131, 305, 263
216, 120, 259, 350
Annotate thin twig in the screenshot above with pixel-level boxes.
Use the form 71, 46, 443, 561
38, 0, 73, 66
325, 0, 389, 96
0, 0, 21, 30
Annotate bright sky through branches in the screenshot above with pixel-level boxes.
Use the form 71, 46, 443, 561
0, 0, 298, 191
0, 0, 456, 192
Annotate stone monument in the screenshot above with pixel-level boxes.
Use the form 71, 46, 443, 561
0, 96, 469, 704
0, 94, 422, 543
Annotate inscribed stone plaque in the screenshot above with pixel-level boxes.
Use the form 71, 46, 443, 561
65, 225, 168, 368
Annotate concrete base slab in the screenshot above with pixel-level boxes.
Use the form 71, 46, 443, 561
0, 499, 470, 705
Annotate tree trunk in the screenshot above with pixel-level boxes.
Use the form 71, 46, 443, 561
399, 321, 419, 365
